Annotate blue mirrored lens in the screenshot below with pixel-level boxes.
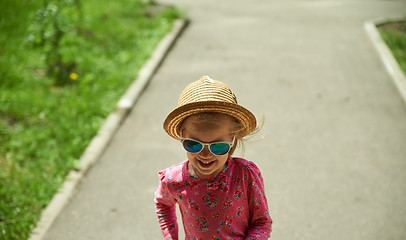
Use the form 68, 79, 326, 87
183, 140, 203, 153
210, 143, 230, 155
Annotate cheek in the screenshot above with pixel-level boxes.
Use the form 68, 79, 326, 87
217, 154, 229, 164
186, 151, 196, 160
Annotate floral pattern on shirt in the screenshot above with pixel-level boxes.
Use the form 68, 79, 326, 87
154, 157, 272, 240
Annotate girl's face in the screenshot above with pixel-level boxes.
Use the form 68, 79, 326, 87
182, 117, 234, 178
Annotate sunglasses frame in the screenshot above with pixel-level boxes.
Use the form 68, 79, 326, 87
180, 134, 235, 156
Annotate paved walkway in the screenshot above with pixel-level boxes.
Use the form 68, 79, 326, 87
42, 1, 406, 239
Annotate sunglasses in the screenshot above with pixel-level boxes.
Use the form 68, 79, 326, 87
180, 134, 235, 156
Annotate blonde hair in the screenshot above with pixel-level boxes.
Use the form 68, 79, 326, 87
179, 112, 260, 156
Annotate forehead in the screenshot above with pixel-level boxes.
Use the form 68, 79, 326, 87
181, 113, 234, 140
183, 113, 234, 129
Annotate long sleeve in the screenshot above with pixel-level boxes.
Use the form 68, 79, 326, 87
244, 163, 273, 239
154, 159, 272, 240
154, 171, 178, 240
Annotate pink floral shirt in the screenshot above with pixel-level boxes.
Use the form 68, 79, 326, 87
154, 157, 272, 239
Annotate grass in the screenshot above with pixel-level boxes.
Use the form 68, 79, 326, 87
378, 19, 406, 75
0, 0, 181, 239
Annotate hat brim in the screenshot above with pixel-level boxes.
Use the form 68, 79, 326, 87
163, 101, 257, 140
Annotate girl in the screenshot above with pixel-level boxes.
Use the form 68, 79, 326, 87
155, 76, 272, 239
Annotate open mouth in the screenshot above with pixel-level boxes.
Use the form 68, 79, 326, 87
198, 159, 215, 168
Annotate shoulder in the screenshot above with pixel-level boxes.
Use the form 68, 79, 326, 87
231, 157, 263, 180
158, 160, 187, 183
232, 157, 261, 172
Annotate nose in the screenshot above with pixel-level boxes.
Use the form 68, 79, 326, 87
199, 145, 212, 157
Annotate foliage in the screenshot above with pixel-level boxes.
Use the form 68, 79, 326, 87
379, 20, 406, 75
27, 0, 83, 86
0, 0, 181, 239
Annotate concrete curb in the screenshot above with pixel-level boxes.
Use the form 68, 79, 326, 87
364, 17, 406, 105
28, 18, 188, 240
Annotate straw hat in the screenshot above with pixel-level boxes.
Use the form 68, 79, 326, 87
163, 76, 257, 140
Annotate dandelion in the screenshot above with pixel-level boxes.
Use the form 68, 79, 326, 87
70, 72, 78, 80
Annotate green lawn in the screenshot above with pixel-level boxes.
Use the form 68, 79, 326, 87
378, 19, 406, 75
0, 0, 180, 239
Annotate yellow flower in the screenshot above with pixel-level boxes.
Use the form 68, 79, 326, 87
70, 72, 79, 80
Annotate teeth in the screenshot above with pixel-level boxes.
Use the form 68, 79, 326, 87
201, 160, 211, 164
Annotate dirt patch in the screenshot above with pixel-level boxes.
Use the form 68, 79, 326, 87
379, 20, 406, 33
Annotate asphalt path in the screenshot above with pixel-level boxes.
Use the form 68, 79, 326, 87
42, 1, 406, 239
